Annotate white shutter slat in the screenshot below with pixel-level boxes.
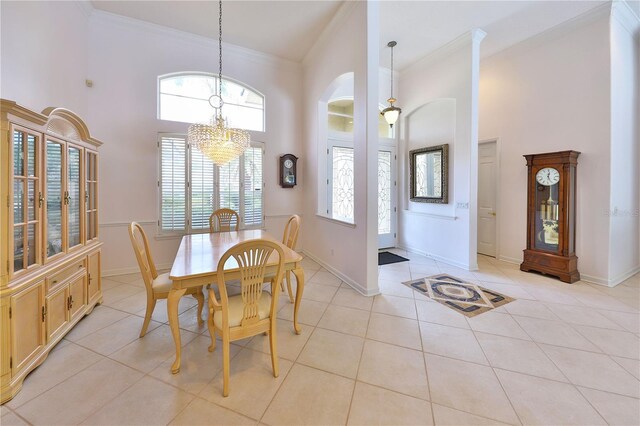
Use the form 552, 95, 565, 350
191, 148, 215, 230
243, 146, 263, 227
160, 136, 187, 232
218, 156, 241, 216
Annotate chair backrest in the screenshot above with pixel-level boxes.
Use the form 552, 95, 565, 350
216, 239, 285, 328
282, 215, 301, 249
128, 222, 158, 292
209, 208, 240, 232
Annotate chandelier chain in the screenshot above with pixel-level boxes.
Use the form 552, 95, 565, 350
187, 0, 250, 166
218, 0, 223, 116
390, 44, 394, 99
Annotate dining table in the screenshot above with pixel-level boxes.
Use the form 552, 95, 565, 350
167, 229, 305, 373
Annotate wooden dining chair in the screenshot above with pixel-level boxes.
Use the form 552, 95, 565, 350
128, 222, 204, 338
280, 215, 301, 303
209, 208, 239, 232
207, 239, 285, 397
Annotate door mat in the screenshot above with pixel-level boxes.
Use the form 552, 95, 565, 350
402, 274, 514, 317
379, 251, 410, 266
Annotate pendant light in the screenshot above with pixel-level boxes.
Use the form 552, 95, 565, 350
187, 0, 250, 165
381, 40, 401, 128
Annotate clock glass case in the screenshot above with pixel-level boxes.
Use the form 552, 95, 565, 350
279, 154, 297, 188
534, 166, 560, 252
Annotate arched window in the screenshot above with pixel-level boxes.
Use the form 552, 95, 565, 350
158, 73, 265, 132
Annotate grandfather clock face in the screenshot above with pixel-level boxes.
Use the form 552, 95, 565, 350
534, 166, 560, 252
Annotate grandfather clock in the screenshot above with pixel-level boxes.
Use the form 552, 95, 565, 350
520, 151, 580, 283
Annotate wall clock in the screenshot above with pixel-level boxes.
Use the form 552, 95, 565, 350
279, 154, 298, 188
520, 150, 580, 283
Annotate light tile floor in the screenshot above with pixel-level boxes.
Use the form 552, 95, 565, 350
2, 251, 639, 425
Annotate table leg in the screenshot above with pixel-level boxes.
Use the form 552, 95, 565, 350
291, 267, 305, 334
168, 288, 187, 374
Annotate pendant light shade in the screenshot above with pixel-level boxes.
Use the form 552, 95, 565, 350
187, 0, 249, 165
382, 41, 401, 128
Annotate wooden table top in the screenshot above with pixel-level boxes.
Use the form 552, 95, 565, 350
169, 230, 303, 281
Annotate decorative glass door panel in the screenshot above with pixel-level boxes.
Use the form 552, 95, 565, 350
330, 146, 354, 222
86, 151, 98, 241
378, 146, 397, 249
12, 129, 41, 274
67, 145, 82, 249
378, 151, 391, 235
46, 140, 64, 258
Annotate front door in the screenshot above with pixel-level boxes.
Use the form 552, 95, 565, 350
478, 141, 497, 257
378, 146, 397, 248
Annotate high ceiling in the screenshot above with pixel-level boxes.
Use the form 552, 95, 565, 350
91, 0, 343, 63
379, 1, 608, 70
91, 1, 614, 69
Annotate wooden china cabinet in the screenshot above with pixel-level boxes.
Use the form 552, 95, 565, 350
0, 99, 103, 403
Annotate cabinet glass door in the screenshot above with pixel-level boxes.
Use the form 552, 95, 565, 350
86, 151, 98, 241
534, 168, 561, 253
12, 129, 41, 273
46, 140, 64, 258
67, 145, 82, 249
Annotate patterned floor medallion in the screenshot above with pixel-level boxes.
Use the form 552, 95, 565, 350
403, 274, 514, 317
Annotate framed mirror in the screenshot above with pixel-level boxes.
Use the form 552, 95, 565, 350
409, 144, 449, 204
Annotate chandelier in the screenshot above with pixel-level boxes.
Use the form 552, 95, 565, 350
381, 40, 401, 128
187, 0, 249, 165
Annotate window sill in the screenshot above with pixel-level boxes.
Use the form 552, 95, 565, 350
315, 214, 356, 228
155, 233, 183, 241
155, 226, 266, 240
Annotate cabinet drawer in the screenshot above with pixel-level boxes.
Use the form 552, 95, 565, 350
47, 260, 86, 292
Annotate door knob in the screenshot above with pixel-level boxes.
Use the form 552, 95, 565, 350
490, 212, 496, 216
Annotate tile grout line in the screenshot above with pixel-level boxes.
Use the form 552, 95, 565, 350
415, 294, 437, 426
468, 320, 524, 425
257, 279, 331, 424
496, 309, 617, 423
344, 294, 374, 426
2, 404, 34, 426
8, 340, 105, 411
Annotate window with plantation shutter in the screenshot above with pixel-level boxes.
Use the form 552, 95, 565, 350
243, 147, 263, 226
160, 136, 187, 232
218, 156, 241, 214
190, 148, 216, 230
158, 135, 264, 234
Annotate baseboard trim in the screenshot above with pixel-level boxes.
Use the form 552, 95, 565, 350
498, 255, 522, 265
398, 244, 477, 271
582, 265, 640, 287
301, 250, 379, 297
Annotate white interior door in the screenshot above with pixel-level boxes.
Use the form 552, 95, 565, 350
378, 145, 397, 248
478, 141, 497, 257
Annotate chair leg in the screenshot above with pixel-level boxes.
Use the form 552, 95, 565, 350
207, 314, 216, 352
269, 321, 279, 378
193, 288, 205, 326
285, 271, 294, 303
222, 337, 230, 397
140, 296, 156, 338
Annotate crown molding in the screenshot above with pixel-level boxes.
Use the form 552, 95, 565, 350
401, 29, 482, 75
483, 2, 612, 63
90, 9, 301, 72
302, 1, 358, 67
73, 0, 94, 18
611, 0, 640, 38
